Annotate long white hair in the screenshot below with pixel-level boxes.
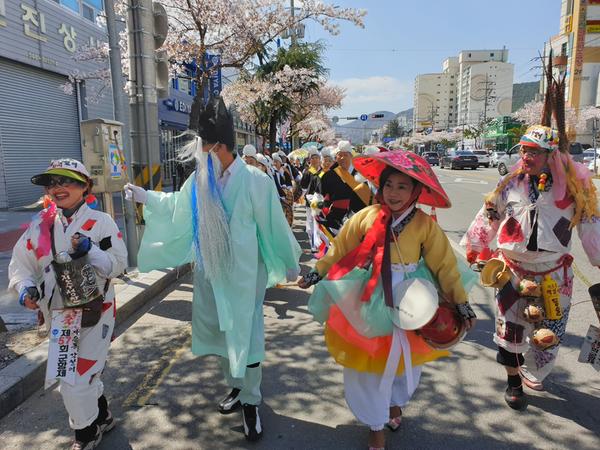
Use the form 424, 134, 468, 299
178, 132, 233, 282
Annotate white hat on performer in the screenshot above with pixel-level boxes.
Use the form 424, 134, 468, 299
243, 144, 257, 157
272, 154, 283, 164
256, 153, 269, 167
307, 146, 320, 157
277, 150, 287, 159
321, 147, 333, 159
336, 140, 353, 155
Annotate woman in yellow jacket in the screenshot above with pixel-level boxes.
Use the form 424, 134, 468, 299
299, 150, 477, 450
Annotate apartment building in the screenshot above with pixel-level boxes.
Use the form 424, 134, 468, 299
413, 49, 514, 132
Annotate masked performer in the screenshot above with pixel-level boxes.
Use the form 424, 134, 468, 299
461, 70, 600, 410
299, 150, 477, 450
124, 96, 301, 441
9, 159, 127, 450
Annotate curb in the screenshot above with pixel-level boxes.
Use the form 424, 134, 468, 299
0, 264, 191, 420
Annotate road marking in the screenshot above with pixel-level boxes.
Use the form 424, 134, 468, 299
572, 262, 593, 288
122, 326, 191, 408
454, 178, 488, 185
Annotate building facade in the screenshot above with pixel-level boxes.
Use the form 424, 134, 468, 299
0, 0, 113, 209
413, 49, 514, 133
544, 0, 600, 143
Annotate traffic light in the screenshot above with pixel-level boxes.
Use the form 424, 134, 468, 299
371, 114, 385, 118
153, 2, 169, 99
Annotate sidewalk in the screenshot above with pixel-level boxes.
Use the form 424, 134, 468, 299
0, 264, 191, 419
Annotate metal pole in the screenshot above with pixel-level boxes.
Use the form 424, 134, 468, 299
105, 0, 138, 267
128, 0, 160, 191
289, 0, 299, 151
594, 117, 598, 175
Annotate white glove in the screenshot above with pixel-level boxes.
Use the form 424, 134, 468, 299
286, 267, 301, 282
124, 183, 147, 204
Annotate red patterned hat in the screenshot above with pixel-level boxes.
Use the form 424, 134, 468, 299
353, 149, 451, 208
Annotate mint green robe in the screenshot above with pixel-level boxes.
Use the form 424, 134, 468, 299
138, 158, 301, 378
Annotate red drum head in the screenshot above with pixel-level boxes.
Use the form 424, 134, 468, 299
419, 303, 466, 350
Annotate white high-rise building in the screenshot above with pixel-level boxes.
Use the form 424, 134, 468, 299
414, 49, 514, 132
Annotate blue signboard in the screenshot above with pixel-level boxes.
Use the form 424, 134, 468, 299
204, 53, 222, 98
360, 114, 368, 121
158, 86, 194, 131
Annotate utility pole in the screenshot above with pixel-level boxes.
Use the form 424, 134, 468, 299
480, 73, 496, 123
127, 0, 162, 191
105, 0, 138, 267
289, 0, 299, 151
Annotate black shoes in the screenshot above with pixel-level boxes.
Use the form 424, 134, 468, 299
218, 388, 242, 414
504, 387, 528, 411
71, 424, 102, 450
241, 403, 263, 442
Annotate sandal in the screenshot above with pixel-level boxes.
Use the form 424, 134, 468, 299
386, 416, 402, 432
519, 370, 544, 391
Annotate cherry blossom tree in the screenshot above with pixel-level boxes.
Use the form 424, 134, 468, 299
512, 99, 600, 133
160, 0, 365, 128
223, 40, 345, 150
64, 0, 365, 108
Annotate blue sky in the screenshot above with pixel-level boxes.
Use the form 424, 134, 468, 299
302, 0, 561, 121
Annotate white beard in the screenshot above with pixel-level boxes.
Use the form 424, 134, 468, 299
179, 135, 233, 283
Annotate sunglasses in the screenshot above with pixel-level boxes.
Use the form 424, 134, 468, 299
519, 148, 547, 158
47, 176, 81, 188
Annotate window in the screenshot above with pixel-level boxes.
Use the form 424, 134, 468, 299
60, 0, 79, 13
82, 3, 95, 21
178, 77, 191, 94
491, 53, 494, 57
85, 0, 103, 9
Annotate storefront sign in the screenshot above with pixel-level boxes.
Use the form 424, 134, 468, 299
164, 98, 192, 114
573, 1, 588, 79
159, 86, 194, 131
586, 20, 600, 33
46, 308, 82, 388
0, 0, 107, 75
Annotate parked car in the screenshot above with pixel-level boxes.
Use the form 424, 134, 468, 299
423, 152, 439, 166
472, 150, 491, 167
582, 149, 600, 166
569, 142, 585, 163
490, 151, 506, 167
497, 144, 520, 175
498, 142, 588, 176
440, 150, 479, 170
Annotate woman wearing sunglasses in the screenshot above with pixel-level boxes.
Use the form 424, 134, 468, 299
8, 158, 127, 450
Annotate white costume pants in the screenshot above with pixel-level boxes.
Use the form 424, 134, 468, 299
305, 206, 317, 251
220, 358, 263, 405
57, 295, 115, 429
343, 366, 422, 431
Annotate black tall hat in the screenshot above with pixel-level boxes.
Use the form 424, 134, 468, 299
189, 95, 235, 151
